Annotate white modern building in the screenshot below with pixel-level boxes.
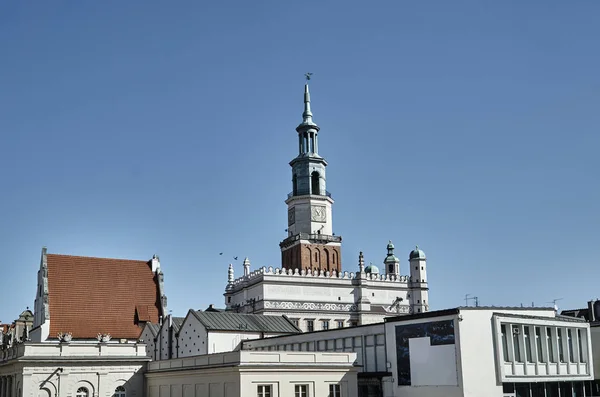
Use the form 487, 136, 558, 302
240, 306, 598, 397
145, 350, 358, 397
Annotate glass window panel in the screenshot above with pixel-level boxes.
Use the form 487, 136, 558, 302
501, 325, 509, 362
524, 327, 532, 362
546, 382, 559, 397
535, 327, 544, 362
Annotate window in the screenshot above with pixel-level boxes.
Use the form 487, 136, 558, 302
547, 328, 556, 362
500, 325, 509, 362
76, 388, 89, 397
337, 320, 344, 329
512, 326, 522, 362
113, 386, 126, 397
535, 327, 544, 362
578, 329, 585, 362
524, 326, 532, 362
295, 385, 308, 397
329, 384, 341, 397
311, 171, 320, 195
322, 320, 330, 330
306, 320, 314, 332
257, 385, 272, 397
350, 321, 358, 327
291, 319, 300, 327
558, 328, 565, 362
568, 329, 574, 362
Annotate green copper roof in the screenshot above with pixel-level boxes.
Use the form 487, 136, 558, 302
365, 263, 380, 274
409, 245, 426, 260
384, 240, 399, 263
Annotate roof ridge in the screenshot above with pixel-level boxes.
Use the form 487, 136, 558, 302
47, 253, 149, 262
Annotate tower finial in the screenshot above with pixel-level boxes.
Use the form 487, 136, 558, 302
302, 73, 314, 124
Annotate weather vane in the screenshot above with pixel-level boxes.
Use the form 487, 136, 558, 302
305, 72, 313, 81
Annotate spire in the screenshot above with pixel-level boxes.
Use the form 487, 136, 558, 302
228, 264, 234, 284
297, 73, 319, 130
243, 257, 251, 276
302, 83, 314, 125
358, 251, 365, 273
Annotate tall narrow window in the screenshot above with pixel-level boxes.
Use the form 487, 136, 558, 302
547, 328, 556, 362
257, 385, 272, 397
311, 171, 320, 195
329, 384, 341, 397
292, 174, 298, 196
306, 320, 314, 332
577, 329, 585, 362
500, 325, 509, 362
535, 327, 544, 362
524, 327, 532, 362
322, 320, 330, 330
567, 329, 574, 362
558, 329, 565, 362
295, 385, 308, 397
512, 326, 522, 362
337, 320, 344, 329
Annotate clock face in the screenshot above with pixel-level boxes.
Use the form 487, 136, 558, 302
288, 207, 295, 225
311, 205, 326, 222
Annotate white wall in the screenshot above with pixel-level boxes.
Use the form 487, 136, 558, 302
146, 351, 358, 397
207, 331, 263, 354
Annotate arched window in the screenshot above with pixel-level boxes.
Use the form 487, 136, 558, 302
292, 174, 298, 196
311, 171, 320, 195
113, 386, 126, 397
76, 387, 89, 397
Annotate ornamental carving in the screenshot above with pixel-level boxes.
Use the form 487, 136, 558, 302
264, 301, 357, 312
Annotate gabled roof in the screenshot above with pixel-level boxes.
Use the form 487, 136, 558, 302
46, 253, 163, 339
143, 322, 160, 338
172, 317, 185, 333
190, 311, 300, 334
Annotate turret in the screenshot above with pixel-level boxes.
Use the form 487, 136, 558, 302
384, 240, 400, 277
243, 257, 251, 276
409, 246, 428, 313
228, 264, 234, 284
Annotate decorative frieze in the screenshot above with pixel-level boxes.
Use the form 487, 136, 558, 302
264, 301, 358, 312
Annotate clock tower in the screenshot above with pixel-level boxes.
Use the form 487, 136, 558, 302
280, 81, 342, 273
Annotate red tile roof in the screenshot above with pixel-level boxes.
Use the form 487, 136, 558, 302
46, 254, 162, 339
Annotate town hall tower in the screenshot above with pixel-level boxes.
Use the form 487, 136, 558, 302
279, 81, 342, 273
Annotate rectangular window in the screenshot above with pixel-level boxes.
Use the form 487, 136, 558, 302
500, 324, 509, 362
547, 328, 556, 362
350, 321, 358, 327
524, 326, 532, 362
337, 320, 344, 329
535, 327, 544, 362
257, 385, 272, 397
294, 385, 308, 397
329, 384, 341, 397
512, 326, 522, 362
558, 328, 565, 362
568, 329, 574, 362
306, 320, 314, 332
578, 329, 585, 362
291, 319, 299, 327
322, 320, 330, 330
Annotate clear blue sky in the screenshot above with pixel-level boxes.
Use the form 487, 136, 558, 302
1, 1, 599, 323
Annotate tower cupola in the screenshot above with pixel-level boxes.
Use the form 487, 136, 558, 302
384, 240, 400, 276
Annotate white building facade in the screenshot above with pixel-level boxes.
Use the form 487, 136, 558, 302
225, 248, 429, 332
0, 342, 148, 397
145, 350, 358, 397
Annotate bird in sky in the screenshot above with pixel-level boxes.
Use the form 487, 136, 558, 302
234, 256, 238, 260
219, 252, 223, 255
